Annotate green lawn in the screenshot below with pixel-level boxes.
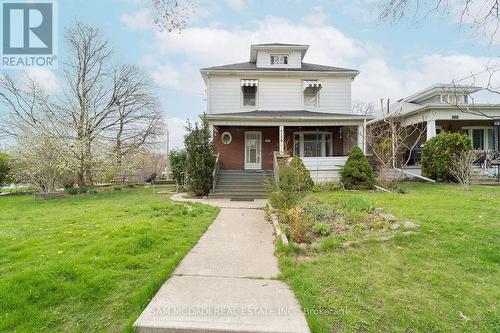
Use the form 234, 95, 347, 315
278, 183, 500, 333
0, 188, 219, 332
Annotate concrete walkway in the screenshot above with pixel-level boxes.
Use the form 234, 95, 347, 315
133, 195, 310, 333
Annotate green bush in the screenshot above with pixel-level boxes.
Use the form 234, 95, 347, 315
270, 157, 314, 211
65, 187, 78, 195
169, 149, 187, 189
113, 186, 123, 191
312, 223, 332, 236
0, 152, 11, 189
184, 116, 215, 196
340, 147, 375, 190
279, 156, 314, 193
303, 202, 335, 222
422, 132, 472, 182
125, 184, 135, 188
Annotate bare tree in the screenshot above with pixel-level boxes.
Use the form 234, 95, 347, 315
0, 22, 164, 191
353, 101, 375, 115
148, 0, 195, 32
449, 150, 476, 190
379, 0, 500, 44
366, 101, 427, 185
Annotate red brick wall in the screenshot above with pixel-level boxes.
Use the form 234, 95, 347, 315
214, 125, 345, 170
214, 126, 279, 170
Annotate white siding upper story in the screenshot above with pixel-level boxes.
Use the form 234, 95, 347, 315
207, 74, 352, 114
201, 43, 359, 116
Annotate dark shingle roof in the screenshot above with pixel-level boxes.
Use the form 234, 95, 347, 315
201, 62, 357, 73
207, 110, 369, 118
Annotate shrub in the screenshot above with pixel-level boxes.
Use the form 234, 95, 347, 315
312, 223, 332, 236
87, 188, 98, 194
422, 132, 472, 182
279, 156, 314, 193
125, 184, 135, 188
339, 196, 373, 212
0, 152, 12, 188
184, 116, 215, 196
169, 149, 187, 189
270, 157, 314, 211
340, 147, 375, 190
65, 187, 78, 195
113, 186, 123, 191
280, 207, 313, 243
303, 202, 335, 222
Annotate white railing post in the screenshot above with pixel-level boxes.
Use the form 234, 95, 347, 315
426, 119, 436, 141
279, 125, 284, 155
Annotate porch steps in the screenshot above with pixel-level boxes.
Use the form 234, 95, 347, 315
471, 167, 498, 184
209, 170, 272, 199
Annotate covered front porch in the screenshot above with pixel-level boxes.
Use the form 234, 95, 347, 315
206, 110, 371, 183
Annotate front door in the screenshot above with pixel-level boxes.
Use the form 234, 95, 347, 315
245, 131, 262, 170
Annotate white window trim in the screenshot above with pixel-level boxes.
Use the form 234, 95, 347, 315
293, 131, 333, 157
221, 131, 232, 145
302, 81, 321, 108
462, 126, 495, 150
240, 83, 258, 108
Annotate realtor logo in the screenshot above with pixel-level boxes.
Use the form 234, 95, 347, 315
1, 0, 57, 68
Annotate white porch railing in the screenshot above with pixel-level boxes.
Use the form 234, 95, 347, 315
289, 156, 349, 183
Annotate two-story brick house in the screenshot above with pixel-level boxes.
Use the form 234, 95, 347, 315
201, 43, 371, 197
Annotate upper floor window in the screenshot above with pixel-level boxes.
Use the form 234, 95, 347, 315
441, 94, 466, 104
303, 80, 322, 107
270, 54, 288, 65
241, 79, 258, 106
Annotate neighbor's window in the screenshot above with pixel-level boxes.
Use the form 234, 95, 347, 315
270, 54, 288, 65
304, 86, 319, 107
242, 86, 257, 106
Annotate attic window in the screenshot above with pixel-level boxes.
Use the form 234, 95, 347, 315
270, 54, 288, 65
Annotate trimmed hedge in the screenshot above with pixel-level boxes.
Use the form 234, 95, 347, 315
340, 147, 375, 190
422, 132, 472, 182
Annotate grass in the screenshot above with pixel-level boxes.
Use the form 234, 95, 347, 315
278, 183, 500, 333
0, 188, 219, 332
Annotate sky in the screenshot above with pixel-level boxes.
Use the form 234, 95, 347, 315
2, 0, 500, 148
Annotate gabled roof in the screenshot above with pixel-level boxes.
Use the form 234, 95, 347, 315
201, 61, 358, 73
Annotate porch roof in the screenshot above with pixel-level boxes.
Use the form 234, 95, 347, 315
206, 110, 372, 126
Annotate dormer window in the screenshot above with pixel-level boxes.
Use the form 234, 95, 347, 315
303, 80, 322, 107
270, 54, 288, 65
441, 94, 466, 104
241, 79, 258, 106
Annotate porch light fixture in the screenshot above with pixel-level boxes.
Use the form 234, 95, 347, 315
221, 132, 232, 145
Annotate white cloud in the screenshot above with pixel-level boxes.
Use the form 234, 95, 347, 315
127, 10, 496, 109
18, 68, 62, 95
225, 0, 246, 11
301, 6, 328, 26
120, 8, 154, 30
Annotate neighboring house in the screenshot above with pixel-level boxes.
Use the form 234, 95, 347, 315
201, 43, 371, 195
371, 84, 500, 151
369, 84, 500, 180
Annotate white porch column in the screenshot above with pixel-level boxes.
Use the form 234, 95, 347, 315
357, 124, 365, 154
279, 125, 285, 154
426, 119, 436, 141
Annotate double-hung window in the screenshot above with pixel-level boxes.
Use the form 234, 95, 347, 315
462, 127, 495, 150
303, 80, 322, 107
241, 79, 258, 106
